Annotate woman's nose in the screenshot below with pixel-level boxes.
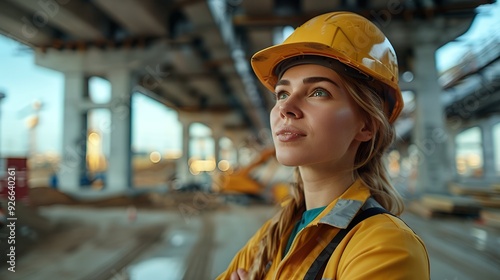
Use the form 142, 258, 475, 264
279, 97, 303, 119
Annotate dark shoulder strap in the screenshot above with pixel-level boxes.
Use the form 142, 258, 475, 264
303, 207, 391, 280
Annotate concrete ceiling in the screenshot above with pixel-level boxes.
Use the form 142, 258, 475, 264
0, 0, 495, 132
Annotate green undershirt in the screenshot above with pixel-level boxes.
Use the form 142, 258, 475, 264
283, 206, 327, 258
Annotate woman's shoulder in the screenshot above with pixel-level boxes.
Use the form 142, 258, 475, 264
335, 213, 430, 279
355, 212, 421, 237
348, 212, 427, 252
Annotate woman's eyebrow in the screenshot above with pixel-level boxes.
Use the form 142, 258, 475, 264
275, 76, 340, 89
303, 77, 340, 87
275, 79, 290, 87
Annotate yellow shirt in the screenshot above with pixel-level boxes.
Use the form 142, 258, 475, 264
216, 179, 430, 279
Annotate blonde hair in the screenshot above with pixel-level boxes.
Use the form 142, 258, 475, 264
247, 72, 404, 280
341, 75, 405, 215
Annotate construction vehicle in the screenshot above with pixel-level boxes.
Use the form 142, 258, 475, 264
212, 147, 293, 204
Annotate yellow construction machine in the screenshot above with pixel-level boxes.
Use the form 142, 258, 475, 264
212, 148, 292, 204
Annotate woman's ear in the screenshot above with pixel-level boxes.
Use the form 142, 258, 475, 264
355, 119, 377, 142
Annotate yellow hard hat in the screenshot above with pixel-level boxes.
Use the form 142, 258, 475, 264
251, 11, 403, 123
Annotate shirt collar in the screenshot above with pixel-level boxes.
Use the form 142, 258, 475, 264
314, 179, 372, 229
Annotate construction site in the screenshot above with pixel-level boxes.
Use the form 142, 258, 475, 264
1, 0, 500, 279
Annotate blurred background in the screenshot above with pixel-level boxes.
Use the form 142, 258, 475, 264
0, 0, 499, 279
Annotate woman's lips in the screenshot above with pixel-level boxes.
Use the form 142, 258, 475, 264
275, 127, 306, 142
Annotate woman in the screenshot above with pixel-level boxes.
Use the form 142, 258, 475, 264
217, 11, 430, 280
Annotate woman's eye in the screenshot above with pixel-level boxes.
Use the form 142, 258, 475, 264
275, 92, 288, 100
311, 89, 329, 97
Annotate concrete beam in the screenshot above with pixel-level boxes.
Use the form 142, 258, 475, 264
233, 14, 309, 28
159, 80, 198, 107
34, 42, 169, 75
178, 111, 242, 132
247, 29, 274, 57
190, 76, 222, 97
227, 77, 268, 131
0, 1, 53, 46
169, 46, 206, 74
380, 17, 475, 49
7, 0, 106, 40
185, 2, 213, 23
93, 0, 167, 36
133, 85, 180, 109
241, 0, 274, 15
302, 0, 342, 14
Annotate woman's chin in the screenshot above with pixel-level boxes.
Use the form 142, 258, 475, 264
276, 154, 304, 167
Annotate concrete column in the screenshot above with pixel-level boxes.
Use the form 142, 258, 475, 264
213, 127, 223, 165
106, 69, 134, 190
177, 120, 191, 184
59, 73, 88, 191
412, 43, 451, 194
482, 118, 496, 184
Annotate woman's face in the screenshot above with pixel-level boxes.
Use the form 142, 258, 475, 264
270, 64, 371, 169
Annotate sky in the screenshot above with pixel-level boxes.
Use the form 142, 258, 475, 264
435, 2, 500, 70
0, 2, 499, 158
